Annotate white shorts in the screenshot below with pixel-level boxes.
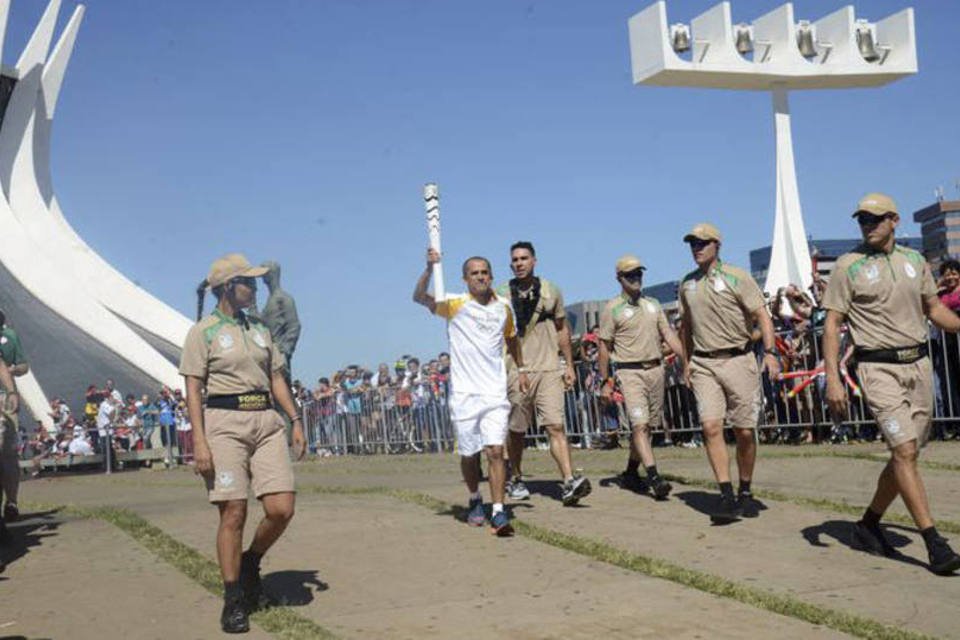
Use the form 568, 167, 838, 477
450, 392, 509, 457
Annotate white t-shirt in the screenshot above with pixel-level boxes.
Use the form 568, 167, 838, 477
96, 400, 116, 436
434, 293, 515, 399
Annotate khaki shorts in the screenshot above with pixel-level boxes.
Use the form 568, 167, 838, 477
858, 359, 933, 450
204, 408, 295, 502
690, 352, 761, 429
616, 366, 664, 428
508, 369, 565, 433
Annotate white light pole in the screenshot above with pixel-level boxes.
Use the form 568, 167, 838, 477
628, 2, 917, 295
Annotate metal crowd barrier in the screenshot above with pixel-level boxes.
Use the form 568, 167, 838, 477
301, 325, 960, 456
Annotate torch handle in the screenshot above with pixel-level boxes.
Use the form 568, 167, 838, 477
424, 183, 445, 301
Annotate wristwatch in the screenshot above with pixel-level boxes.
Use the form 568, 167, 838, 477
764, 347, 778, 356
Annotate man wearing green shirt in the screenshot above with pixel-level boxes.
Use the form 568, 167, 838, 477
0, 309, 28, 526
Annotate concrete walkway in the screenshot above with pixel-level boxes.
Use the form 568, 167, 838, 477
5, 442, 960, 638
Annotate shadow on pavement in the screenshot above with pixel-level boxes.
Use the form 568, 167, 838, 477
674, 490, 742, 526
598, 473, 652, 497
800, 519, 928, 570
263, 569, 329, 606
0, 509, 64, 577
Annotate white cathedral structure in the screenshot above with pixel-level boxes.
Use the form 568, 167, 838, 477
0, 0, 190, 426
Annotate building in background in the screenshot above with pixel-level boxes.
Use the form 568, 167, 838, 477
914, 200, 960, 270
750, 237, 923, 286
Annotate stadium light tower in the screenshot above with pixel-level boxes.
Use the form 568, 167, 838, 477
628, 2, 917, 294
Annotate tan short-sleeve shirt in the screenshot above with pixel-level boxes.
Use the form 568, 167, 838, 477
179, 309, 285, 396
497, 277, 565, 372
598, 294, 669, 363
822, 244, 936, 350
678, 262, 764, 353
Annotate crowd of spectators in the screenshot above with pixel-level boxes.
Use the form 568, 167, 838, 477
19, 260, 960, 467
22, 379, 194, 472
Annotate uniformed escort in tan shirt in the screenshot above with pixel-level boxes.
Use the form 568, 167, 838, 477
823, 241, 938, 449
822, 192, 960, 577
678, 258, 768, 429
181, 309, 286, 399
496, 277, 567, 428
597, 254, 684, 500
497, 240, 590, 507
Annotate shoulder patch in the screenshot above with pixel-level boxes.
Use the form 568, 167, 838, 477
845, 255, 870, 282
895, 245, 924, 265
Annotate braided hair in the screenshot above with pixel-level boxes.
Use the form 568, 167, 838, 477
195, 278, 209, 320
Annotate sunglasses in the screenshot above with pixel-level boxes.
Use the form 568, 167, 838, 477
619, 269, 645, 282
688, 239, 714, 250
856, 212, 892, 227
233, 276, 258, 288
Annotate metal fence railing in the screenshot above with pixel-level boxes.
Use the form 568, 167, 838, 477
301, 325, 960, 456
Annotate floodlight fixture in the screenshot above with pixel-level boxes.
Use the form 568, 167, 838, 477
627, 2, 917, 295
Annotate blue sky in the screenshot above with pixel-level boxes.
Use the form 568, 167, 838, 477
9, 0, 959, 381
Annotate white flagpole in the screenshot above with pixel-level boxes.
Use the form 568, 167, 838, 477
423, 183, 445, 302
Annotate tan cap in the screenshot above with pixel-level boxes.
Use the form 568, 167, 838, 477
206, 253, 269, 288
683, 223, 722, 243
853, 192, 898, 217
615, 254, 645, 273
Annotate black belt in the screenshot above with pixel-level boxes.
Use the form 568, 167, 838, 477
855, 344, 928, 364
693, 345, 751, 359
207, 392, 272, 411
616, 359, 661, 370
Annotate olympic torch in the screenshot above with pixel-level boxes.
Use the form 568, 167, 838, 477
423, 183, 445, 301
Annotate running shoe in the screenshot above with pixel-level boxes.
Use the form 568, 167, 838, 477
507, 479, 531, 501
561, 475, 592, 506
220, 597, 250, 634
3, 503, 18, 522
851, 521, 895, 557
467, 497, 486, 527
490, 511, 514, 537
737, 492, 759, 518
651, 478, 673, 501
927, 535, 960, 576
711, 493, 742, 523
240, 551, 274, 612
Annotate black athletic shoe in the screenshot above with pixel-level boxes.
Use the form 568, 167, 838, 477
852, 521, 895, 557
651, 478, 672, 501
737, 492, 759, 518
711, 494, 742, 523
220, 597, 250, 634
927, 536, 960, 576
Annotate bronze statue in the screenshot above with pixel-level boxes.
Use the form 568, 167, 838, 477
259, 261, 301, 379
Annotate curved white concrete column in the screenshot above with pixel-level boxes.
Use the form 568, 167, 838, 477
4, 2, 191, 351
0, 1, 181, 399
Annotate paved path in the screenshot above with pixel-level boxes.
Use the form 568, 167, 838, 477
5, 442, 960, 638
